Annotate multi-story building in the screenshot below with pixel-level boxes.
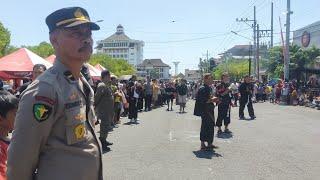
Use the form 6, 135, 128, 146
136, 59, 171, 80
96, 25, 144, 66
225, 44, 268, 59
293, 20, 320, 49
184, 69, 201, 82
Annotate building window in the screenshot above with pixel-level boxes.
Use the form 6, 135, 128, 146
160, 68, 163, 72
124, 54, 128, 58
130, 53, 134, 55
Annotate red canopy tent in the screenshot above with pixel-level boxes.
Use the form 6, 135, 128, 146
94, 64, 106, 71
45, 54, 56, 64
86, 63, 101, 81
0, 48, 52, 80
94, 63, 117, 78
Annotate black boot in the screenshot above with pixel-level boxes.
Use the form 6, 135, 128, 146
99, 137, 111, 152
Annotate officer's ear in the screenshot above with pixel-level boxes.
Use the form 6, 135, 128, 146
49, 30, 60, 49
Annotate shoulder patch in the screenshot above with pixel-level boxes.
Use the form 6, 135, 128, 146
33, 103, 52, 122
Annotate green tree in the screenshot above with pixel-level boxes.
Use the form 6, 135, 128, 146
23, 41, 54, 58
267, 46, 283, 78
149, 69, 160, 79
213, 59, 249, 81
89, 53, 136, 76
0, 22, 11, 57
267, 45, 320, 78
4, 45, 18, 55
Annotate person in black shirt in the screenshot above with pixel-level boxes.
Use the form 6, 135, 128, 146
18, 64, 47, 97
165, 82, 175, 111
216, 73, 232, 134
177, 79, 188, 113
239, 75, 256, 120
194, 73, 219, 150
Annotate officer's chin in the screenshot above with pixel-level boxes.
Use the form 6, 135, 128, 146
78, 52, 92, 62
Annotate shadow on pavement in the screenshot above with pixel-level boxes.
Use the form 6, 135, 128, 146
123, 121, 140, 125
193, 150, 222, 159
238, 117, 255, 121
216, 132, 233, 139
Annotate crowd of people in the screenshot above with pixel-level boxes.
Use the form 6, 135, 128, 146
193, 72, 320, 151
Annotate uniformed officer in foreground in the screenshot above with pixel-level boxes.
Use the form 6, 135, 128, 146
216, 73, 232, 134
7, 7, 103, 180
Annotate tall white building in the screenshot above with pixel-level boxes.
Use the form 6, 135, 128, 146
96, 25, 144, 66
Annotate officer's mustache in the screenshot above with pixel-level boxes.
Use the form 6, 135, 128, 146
78, 44, 92, 53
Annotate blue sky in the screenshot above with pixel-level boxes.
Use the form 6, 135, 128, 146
0, 0, 319, 73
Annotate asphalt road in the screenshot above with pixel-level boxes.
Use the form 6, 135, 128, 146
100, 100, 320, 180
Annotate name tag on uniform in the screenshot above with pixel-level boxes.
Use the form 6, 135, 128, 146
65, 100, 82, 109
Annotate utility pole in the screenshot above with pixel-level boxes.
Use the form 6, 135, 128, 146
201, 50, 211, 73
236, 6, 257, 77
271, 2, 274, 47
284, 0, 291, 81
249, 42, 252, 76
206, 50, 209, 73
256, 24, 260, 81
253, 6, 257, 78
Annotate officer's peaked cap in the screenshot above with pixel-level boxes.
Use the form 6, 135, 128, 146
46, 7, 100, 32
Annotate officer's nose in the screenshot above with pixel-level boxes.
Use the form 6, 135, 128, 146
83, 36, 93, 46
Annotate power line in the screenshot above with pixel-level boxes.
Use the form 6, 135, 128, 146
217, 0, 268, 54
144, 28, 251, 44
145, 33, 230, 44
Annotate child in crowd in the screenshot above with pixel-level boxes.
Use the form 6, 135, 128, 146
291, 89, 298, 106
299, 90, 309, 106
114, 88, 123, 124
0, 90, 19, 180
270, 85, 276, 103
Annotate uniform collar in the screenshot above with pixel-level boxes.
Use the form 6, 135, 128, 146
53, 58, 78, 83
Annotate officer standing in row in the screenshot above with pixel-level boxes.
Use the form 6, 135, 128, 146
94, 70, 114, 152
216, 73, 232, 134
194, 73, 219, 150
239, 75, 256, 120
7, 7, 103, 179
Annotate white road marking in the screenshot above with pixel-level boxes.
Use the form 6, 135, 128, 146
169, 131, 176, 141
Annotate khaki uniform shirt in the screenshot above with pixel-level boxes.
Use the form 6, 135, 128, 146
7, 60, 103, 180
94, 82, 114, 115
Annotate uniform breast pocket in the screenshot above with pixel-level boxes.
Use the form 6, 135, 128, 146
65, 108, 88, 145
